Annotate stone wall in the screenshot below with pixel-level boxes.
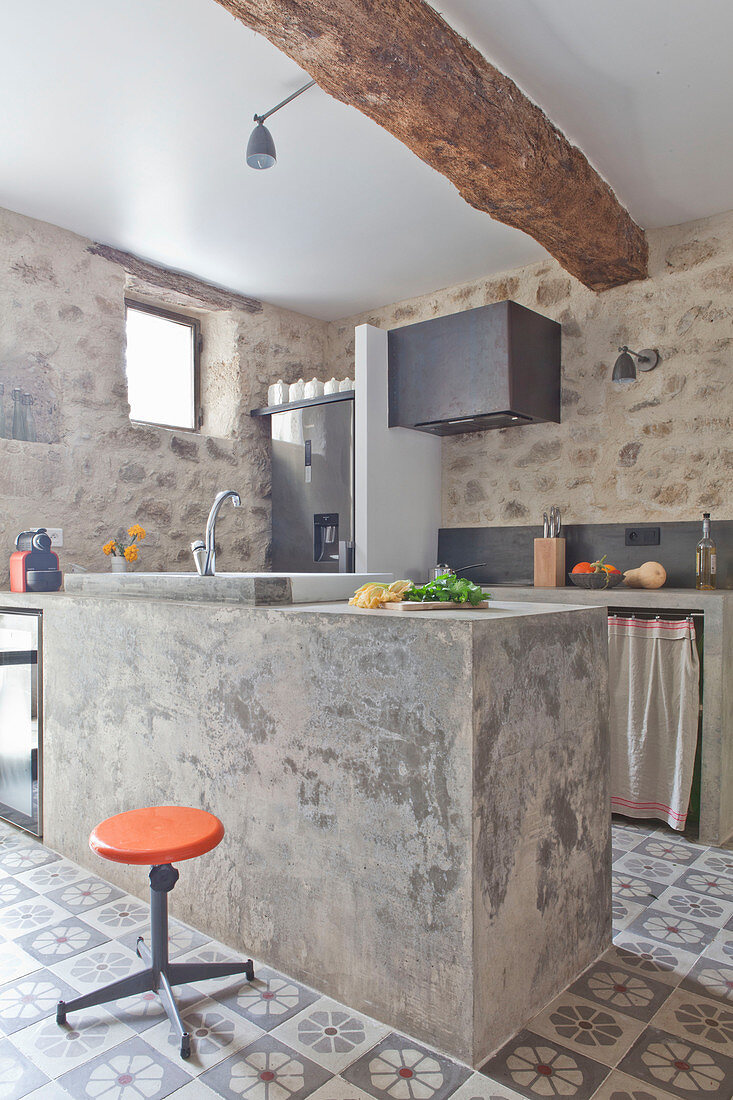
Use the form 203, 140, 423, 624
327, 209, 733, 527
0, 206, 328, 584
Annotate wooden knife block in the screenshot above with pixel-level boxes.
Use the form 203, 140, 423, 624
534, 538, 566, 587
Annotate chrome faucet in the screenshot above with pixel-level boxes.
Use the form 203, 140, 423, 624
191, 490, 241, 576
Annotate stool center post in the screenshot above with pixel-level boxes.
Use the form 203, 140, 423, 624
149, 863, 179, 978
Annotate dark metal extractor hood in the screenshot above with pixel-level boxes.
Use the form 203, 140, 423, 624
387, 300, 561, 435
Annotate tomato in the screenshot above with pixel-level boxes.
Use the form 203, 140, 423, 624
572, 562, 595, 574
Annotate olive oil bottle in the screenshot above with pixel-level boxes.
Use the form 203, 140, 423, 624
696, 512, 716, 590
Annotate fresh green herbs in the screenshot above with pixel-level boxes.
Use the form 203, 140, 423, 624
402, 573, 490, 605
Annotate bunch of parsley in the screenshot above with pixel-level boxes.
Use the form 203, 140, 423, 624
402, 573, 489, 605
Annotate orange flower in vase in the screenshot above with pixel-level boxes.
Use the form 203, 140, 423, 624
102, 525, 146, 571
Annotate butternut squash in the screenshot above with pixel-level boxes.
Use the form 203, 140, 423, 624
623, 561, 667, 589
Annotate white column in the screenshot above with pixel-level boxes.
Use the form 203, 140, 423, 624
354, 324, 441, 581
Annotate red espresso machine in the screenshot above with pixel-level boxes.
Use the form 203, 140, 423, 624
10, 529, 62, 592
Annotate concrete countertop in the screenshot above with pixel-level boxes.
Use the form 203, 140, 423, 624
0, 589, 592, 624
481, 585, 732, 610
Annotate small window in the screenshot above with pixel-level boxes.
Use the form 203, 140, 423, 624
124, 300, 201, 430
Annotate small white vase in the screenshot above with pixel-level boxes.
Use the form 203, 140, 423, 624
324, 377, 339, 395
267, 380, 289, 406
289, 379, 305, 402
304, 378, 325, 399
339, 377, 353, 392
111, 557, 127, 573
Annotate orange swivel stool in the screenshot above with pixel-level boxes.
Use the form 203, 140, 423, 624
56, 806, 254, 1059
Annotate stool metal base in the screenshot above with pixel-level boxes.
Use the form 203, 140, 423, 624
56, 863, 254, 1059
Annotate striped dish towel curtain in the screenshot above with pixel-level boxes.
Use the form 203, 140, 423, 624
608, 615, 700, 830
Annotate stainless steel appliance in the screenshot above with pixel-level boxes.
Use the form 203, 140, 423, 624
271, 396, 354, 572
0, 610, 41, 835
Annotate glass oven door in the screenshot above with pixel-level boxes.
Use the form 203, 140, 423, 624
0, 610, 41, 835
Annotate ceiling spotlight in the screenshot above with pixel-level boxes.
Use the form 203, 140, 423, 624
612, 345, 660, 383
246, 78, 317, 170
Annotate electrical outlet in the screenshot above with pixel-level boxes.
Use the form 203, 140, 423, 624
625, 527, 660, 547
44, 528, 63, 547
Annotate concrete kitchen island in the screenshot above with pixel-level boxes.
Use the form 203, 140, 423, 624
1, 592, 610, 1066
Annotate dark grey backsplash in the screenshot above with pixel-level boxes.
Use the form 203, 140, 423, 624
437, 521, 733, 589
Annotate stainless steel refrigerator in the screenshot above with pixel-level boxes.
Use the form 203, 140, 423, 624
0, 610, 41, 835
271, 396, 354, 572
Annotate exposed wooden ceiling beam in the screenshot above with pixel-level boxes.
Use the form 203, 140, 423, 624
216, 0, 647, 291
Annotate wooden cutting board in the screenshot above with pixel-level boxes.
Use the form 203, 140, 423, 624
392, 600, 490, 611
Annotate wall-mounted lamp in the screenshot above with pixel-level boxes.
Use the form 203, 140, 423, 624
246, 79, 317, 169
612, 345, 660, 383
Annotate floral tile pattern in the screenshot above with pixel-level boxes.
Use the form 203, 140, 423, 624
568, 962, 671, 1023
650, 987, 733, 1051
16, 915, 109, 966
680, 955, 733, 1005
272, 995, 390, 1073
343, 1033, 471, 1100
480, 1029, 609, 1099
623, 910, 717, 956
0, 968, 79, 1035
201, 1033, 332, 1100
212, 967, 320, 1032
617, 1025, 733, 1098
0, 817, 728, 1098
57, 1034, 191, 1098
526, 992, 645, 1068
144, 998, 263, 1073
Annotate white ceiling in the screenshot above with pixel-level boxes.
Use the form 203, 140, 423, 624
1, 1, 731, 320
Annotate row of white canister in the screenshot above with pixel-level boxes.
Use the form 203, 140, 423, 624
267, 377, 353, 406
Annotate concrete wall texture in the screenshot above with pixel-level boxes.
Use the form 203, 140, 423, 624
1, 203, 732, 582
328, 209, 733, 528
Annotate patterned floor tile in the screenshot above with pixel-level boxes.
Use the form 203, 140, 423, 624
49, 940, 144, 993
585, 1068, 679, 1098
0, 880, 40, 915
201, 1032, 332, 1100
700, 927, 733, 966
479, 1029, 608, 1100
212, 965, 319, 1032
57, 1033, 192, 1099
612, 900, 647, 933
9, 1002, 133, 1077
612, 854, 684, 888
343, 1032, 471, 1100
15, 857, 88, 893
0, 1035, 49, 1098
652, 885, 733, 928
524, 991, 645, 1069
167, 1080, 223, 1099
0, 967, 79, 1035
0, 942, 43, 984
568, 961, 671, 1022
81, 894, 150, 937
0, 897, 71, 940
630, 838, 700, 868
144, 996, 263, 1074
118, 917, 211, 960
16, 916, 109, 966
688, 850, 733, 879
606, 941, 698, 987
45, 874, 126, 915
271, 994, 390, 1073
673, 867, 733, 901
108, 982, 209, 1033
448, 1074, 525, 1100
623, 909, 718, 956
22, 1082, 71, 1100
612, 874, 668, 908
650, 986, 733, 1053
617, 1024, 733, 1098
679, 955, 733, 1005
0, 845, 60, 876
